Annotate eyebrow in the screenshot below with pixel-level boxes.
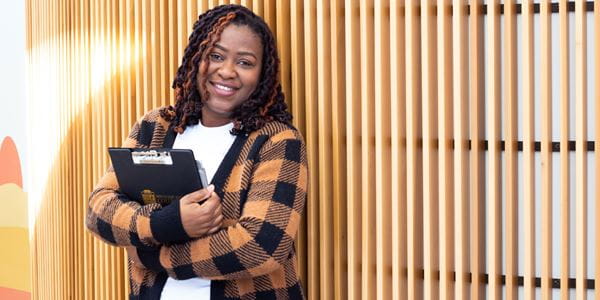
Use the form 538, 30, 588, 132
214, 43, 258, 59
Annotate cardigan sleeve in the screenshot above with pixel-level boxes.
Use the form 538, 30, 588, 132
137, 132, 308, 280
85, 117, 191, 248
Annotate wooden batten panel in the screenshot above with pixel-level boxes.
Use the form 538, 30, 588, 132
503, 1, 518, 298
421, 0, 439, 297
330, 0, 348, 299
303, 0, 320, 298
574, 1, 588, 298
360, 0, 376, 299
559, 0, 570, 298
344, 1, 362, 299
437, 0, 454, 298
406, 0, 423, 299
540, 1, 553, 298
374, 0, 391, 299
390, 0, 407, 299
452, 0, 469, 298
468, 0, 485, 298
316, 0, 333, 299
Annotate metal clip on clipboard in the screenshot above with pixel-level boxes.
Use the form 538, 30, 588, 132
131, 150, 174, 165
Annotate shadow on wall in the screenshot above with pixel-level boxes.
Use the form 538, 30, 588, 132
0, 136, 30, 300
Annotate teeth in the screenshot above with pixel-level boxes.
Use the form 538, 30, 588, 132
214, 83, 234, 91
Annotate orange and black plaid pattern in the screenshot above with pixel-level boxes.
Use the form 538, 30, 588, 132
86, 107, 307, 299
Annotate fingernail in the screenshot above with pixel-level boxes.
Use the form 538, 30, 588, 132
207, 185, 215, 192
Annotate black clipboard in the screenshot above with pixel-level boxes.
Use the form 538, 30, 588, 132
108, 148, 209, 205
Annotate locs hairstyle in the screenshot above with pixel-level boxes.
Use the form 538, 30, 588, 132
160, 4, 292, 135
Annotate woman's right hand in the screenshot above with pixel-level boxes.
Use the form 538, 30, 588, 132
179, 185, 223, 238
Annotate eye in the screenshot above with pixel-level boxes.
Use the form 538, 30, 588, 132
209, 53, 223, 62
237, 59, 255, 68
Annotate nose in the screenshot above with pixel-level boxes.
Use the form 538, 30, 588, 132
217, 60, 236, 79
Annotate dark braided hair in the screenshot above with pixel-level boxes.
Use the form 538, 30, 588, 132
160, 4, 292, 135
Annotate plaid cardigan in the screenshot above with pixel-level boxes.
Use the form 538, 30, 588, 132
86, 108, 307, 299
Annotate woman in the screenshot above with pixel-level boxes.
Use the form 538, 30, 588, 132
86, 5, 307, 300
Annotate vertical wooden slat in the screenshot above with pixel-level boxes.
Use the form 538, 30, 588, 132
437, 0, 454, 298
316, 0, 333, 299
359, 1, 376, 299
487, 0, 502, 298
452, 0, 469, 298
522, 0, 536, 298
374, 0, 391, 299
276, 0, 292, 111
574, 0, 588, 298
596, 1, 600, 299
406, 0, 423, 298
469, 0, 485, 298
168, 0, 177, 103
344, 1, 362, 299
558, 0, 570, 299
421, 0, 438, 297
540, 1, 553, 299
503, 0, 518, 298
390, 0, 407, 299
303, 0, 320, 298
329, 0, 348, 298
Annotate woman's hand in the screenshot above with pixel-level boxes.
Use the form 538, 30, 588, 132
179, 185, 223, 238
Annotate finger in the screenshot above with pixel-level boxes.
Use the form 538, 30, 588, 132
211, 214, 223, 227
208, 226, 220, 234
185, 189, 213, 204
200, 194, 220, 211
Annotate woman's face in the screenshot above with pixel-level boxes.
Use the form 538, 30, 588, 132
197, 24, 264, 127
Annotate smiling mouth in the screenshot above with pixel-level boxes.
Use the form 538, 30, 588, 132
210, 81, 239, 96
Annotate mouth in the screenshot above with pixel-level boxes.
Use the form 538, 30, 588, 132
209, 81, 239, 97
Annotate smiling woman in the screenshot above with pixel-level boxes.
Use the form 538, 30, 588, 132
85, 4, 307, 300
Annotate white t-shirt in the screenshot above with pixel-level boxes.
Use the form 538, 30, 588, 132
161, 121, 236, 300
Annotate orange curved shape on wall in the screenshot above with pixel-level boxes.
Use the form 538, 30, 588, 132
0, 286, 30, 300
0, 136, 22, 188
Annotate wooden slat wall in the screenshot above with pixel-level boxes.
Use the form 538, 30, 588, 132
25, 1, 598, 299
